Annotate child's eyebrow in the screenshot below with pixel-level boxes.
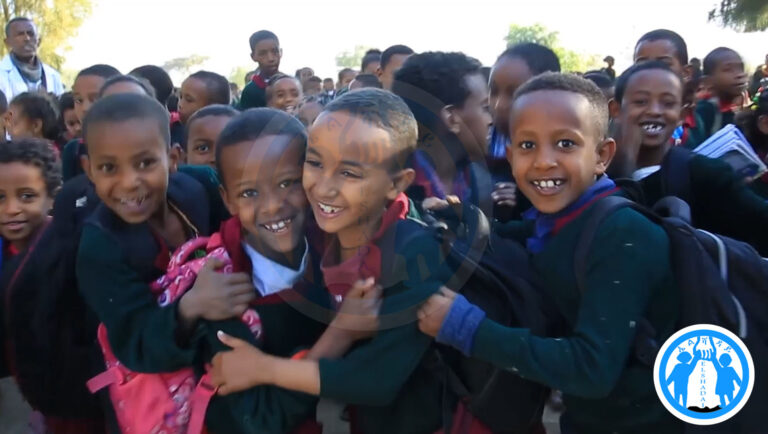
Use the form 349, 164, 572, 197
340, 160, 365, 168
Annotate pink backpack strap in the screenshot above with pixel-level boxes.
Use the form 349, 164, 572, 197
168, 236, 211, 270
86, 366, 123, 393
187, 373, 218, 434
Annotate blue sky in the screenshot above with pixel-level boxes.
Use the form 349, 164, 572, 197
63, 0, 767, 85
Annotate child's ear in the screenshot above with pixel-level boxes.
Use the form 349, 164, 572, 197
608, 98, 621, 120
219, 185, 237, 217
441, 105, 461, 135
250, 51, 258, 63
168, 145, 181, 173
386, 168, 416, 200
376, 66, 384, 81
32, 119, 43, 137
595, 138, 617, 176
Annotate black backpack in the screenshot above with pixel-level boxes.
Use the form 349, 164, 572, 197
575, 195, 768, 433
385, 203, 555, 434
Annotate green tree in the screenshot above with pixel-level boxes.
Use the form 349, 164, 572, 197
504, 23, 602, 73
162, 55, 209, 77
229, 65, 254, 86
0, 0, 93, 70
335, 45, 372, 69
709, 0, 768, 32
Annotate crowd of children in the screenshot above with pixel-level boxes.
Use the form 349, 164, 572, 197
0, 23, 767, 434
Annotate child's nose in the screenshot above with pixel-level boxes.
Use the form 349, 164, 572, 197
532, 148, 557, 169
2, 198, 22, 215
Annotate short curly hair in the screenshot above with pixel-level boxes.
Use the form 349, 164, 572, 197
514, 72, 609, 138
0, 139, 62, 197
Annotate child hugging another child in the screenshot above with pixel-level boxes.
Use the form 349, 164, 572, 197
211, 89, 456, 434
418, 73, 683, 434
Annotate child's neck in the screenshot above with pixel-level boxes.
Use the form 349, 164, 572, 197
244, 233, 305, 271
147, 200, 188, 248
336, 211, 386, 263
637, 141, 673, 169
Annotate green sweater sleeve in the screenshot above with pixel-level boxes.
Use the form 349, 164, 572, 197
318, 230, 446, 406
239, 81, 266, 110
77, 224, 203, 372
689, 155, 768, 256
471, 209, 671, 399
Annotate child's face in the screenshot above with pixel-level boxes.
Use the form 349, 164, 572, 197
339, 72, 356, 89
619, 69, 682, 149
179, 77, 210, 124
490, 56, 533, 136
323, 80, 335, 92
507, 90, 614, 215
378, 54, 412, 90
268, 78, 302, 112
709, 51, 748, 100
186, 115, 231, 169
298, 101, 323, 127
251, 39, 281, 77
304, 81, 322, 96
452, 72, 492, 160
63, 108, 81, 140
7, 104, 40, 140
304, 111, 413, 247
84, 118, 175, 224
219, 135, 307, 261
0, 162, 52, 248
73, 74, 106, 123
634, 40, 685, 77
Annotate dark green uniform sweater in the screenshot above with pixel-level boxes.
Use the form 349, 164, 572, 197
476, 201, 682, 434
317, 218, 453, 434
638, 154, 768, 256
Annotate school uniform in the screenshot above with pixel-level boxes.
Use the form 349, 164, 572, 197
316, 193, 452, 434
633, 153, 768, 256
439, 177, 683, 434
239, 73, 270, 109
77, 171, 327, 433
687, 96, 738, 148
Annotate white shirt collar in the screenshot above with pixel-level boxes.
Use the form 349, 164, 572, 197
241, 239, 308, 297
632, 165, 661, 181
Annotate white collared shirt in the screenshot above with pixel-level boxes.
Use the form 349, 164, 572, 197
241, 239, 308, 297
632, 165, 661, 181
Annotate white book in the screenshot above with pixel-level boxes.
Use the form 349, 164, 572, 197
692, 124, 767, 181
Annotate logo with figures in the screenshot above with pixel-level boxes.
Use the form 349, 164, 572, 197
654, 324, 754, 425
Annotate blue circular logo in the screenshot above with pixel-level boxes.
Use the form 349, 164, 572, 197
654, 324, 754, 425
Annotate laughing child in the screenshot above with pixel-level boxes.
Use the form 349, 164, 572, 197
418, 73, 683, 434
211, 89, 455, 434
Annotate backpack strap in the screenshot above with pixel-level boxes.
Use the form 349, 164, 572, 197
187, 373, 217, 434
573, 195, 673, 367
659, 146, 694, 203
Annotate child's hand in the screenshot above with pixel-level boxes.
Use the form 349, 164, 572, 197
417, 286, 457, 337
180, 258, 255, 322
211, 331, 274, 395
422, 195, 461, 212
492, 182, 517, 208
331, 277, 382, 341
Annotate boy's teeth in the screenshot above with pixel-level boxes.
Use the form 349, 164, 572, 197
262, 219, 292, 232
120, 195, 145, 206
318, 203, 342, 213
641, 123, 664, 133
533, 179, 563, 188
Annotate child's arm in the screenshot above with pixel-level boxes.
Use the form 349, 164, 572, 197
211, 278, 382, 395
213, 231, 447, 406
689, 155, 768, 256
77, 225, 254, 372
420, 209, 672, 399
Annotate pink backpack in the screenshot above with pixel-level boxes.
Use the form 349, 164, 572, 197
86, 234, 262, 434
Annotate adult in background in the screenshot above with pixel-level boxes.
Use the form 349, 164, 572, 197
0, 17, 63, 101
